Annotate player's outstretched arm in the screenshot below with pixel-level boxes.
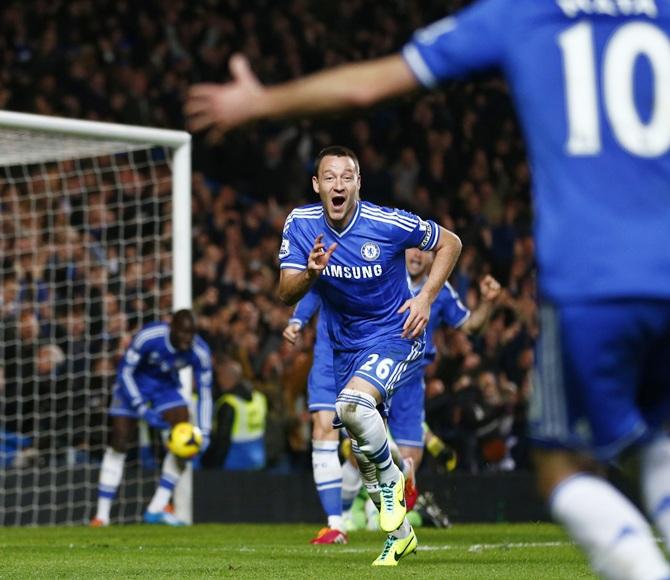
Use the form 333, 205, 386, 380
278, 234, 337, 305
185, 53, 419, 135
400, 227, 462, 339
460, 275, 502, 335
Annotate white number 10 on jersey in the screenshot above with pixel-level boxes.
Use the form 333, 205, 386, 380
559, 21, 670, 157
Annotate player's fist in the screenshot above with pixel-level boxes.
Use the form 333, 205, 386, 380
479, 275, 501, 302
283, 322, 302, 344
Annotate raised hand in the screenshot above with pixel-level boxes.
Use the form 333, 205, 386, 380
479, 275, 502, 302
307, 234, 337, 279
185, 54, 264, 134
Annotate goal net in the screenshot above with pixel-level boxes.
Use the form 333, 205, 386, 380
0, 112, 191, 526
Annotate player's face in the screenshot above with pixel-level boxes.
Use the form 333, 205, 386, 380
170, 321, 195, 351
406, 248, 432, 280
312, 155, 360, 228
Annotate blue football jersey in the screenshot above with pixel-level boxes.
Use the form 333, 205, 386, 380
410, 278, 470, 360
280, 201, 440, 350
117, 322, 213, 434
403, 0, 670, 302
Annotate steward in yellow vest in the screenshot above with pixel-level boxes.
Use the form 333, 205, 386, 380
201, 360, 267, 470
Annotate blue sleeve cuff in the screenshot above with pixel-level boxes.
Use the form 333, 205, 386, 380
402, 43, 438, 89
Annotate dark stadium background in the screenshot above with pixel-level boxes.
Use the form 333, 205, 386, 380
0, 0, 544, 522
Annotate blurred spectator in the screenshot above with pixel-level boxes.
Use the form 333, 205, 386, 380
202, 358, 267, 471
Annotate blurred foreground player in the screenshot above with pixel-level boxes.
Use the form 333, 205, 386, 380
187, 2, 670, 577
91, 310, 212, 526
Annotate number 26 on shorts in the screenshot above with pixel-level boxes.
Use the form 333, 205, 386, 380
360, 353, 396, 380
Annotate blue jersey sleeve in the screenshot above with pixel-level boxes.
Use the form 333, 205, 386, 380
436, 282, 470, 328
192, 336, 213, 436
289, 289, 321, 328
402, 0, 510, 87
117, 333, 148, 409
279, 210, 311, 271
393, 208, 440, 252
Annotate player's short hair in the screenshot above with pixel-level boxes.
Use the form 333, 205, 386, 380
172, 309, 195, 328
314, 145, 360, 177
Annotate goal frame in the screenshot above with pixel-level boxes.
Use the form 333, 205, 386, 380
0, 110, 194, 524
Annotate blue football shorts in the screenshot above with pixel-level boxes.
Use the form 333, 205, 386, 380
529, 299, 670, 461
334, 336, 425, 402
307, 343, 338, 413
109, 379, 188, 418
387, 373, 425, 448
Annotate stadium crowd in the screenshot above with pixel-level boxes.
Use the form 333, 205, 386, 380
0, 0, 536, 474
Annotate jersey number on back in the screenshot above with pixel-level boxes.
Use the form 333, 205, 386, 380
559, 21, 670, 157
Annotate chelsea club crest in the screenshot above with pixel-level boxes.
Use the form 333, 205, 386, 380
360, 242, 381, 261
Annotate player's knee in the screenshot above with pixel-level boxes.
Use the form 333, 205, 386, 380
110, 437, 129, 454
402, 447, 423, 466
110, 420, 132, 453
312, 422, 335, 440
334, 390, 355, 424
334, 400, 354, 425
163, 406, 189, 426
312, 411, 337, 440
335, 388, 377, 425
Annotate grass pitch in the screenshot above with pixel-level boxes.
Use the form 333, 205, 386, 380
0, 522, 593, 579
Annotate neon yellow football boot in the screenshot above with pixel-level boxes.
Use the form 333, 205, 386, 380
379, 472, 406, 532
372, 527, 418, 566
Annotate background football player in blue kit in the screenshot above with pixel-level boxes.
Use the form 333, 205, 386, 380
278, 145, 462, 565
91, 309, 212, 527
388, 249, 502, 483
187, 2, 670, 577
283, 290, 349, 545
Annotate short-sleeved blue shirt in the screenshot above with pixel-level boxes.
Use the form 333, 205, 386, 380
280, 201, 440, 350
403, 0, 670, 303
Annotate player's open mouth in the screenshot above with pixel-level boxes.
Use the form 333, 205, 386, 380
332, 195, 346, 208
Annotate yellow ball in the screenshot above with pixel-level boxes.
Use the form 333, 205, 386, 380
167, 422, 203, 459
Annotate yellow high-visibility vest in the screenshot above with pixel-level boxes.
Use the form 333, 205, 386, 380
216, 391, 267, 443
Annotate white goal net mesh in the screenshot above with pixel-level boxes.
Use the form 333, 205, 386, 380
0, 127, 178, 525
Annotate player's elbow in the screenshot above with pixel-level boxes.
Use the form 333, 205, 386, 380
459, 319, 474, 336
278, 272, 304, 305
441, 228, 462, 256
278, 287, 297, 306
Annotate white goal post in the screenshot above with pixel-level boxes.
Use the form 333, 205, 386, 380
0, 111, 193, 525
